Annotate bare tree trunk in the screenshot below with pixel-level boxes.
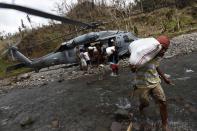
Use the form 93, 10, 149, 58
153, 0, 156, 9
140, 0, 143, 12
92, 0, 94, 8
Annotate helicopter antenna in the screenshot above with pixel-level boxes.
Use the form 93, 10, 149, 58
0, 2, 94, 28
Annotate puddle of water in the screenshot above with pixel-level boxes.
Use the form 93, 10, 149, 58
100, 90, 112, 96
185, 69, 194, 73
1, 119, 9, 126
115, 97, 131, 109
174, 77, 191, 81
0, 106, 11, 110
169, 120, 195, 131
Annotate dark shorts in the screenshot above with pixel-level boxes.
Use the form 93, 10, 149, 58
86, 60, 91, 65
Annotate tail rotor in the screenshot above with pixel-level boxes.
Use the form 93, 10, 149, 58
9, 46, 16, 61
0, 37, 22, 61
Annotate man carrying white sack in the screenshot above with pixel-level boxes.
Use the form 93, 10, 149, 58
129, 35, 174, 131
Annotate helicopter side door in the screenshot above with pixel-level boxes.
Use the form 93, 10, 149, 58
116, 33, 137, 56
62, 48, 78, 64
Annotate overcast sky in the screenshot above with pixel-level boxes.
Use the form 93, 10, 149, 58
0, 0, 78, 34
0, 0, 133, 35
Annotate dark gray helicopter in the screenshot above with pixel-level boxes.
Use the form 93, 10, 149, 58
0, 3, 138, 72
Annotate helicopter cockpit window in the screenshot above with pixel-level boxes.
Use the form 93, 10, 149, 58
123, 35, 134, 42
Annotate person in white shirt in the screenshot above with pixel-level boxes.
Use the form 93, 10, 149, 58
88, 46, 99, 65
79, 49, 87, 71
84, 50, 91, 72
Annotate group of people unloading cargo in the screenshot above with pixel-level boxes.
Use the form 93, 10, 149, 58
76, 38, 119, 76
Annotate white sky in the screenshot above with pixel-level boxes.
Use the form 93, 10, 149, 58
0, 0, 134, 35
0, 0, 78, 35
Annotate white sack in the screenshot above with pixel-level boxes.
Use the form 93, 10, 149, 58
129, 38, 161, 67
88, 46, 98, 52
106, 46, 115, 56
81, 58, 87, 67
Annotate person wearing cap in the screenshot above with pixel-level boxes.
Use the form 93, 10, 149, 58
130, 35, 173, 131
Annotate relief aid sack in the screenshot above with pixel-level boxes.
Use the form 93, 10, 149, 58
106, 46, 115, 56
81, 58, 87, 67
128, 38, 162, 67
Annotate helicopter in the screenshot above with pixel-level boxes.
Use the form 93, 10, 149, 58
0, 3, 138, 72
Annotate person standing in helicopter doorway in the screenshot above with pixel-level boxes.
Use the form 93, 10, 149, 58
79, 48, 87, 71
108, 38, 119, 76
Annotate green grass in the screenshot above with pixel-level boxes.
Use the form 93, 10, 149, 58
0, 59, 31, 79
0, 59, 9, 77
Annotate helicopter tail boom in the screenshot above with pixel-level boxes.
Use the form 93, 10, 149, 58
6, 63, 27, 73
9, 47, 32, 66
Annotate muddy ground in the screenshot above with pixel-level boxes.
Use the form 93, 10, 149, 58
0, 51, 197, 131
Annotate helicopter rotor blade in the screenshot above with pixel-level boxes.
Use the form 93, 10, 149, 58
14, 37, 22, 47
10, 49, 15, 61
0, 2, 93, 28
0, 37, 21, 57
0, 41, 10, 57
1, 49, 8, 56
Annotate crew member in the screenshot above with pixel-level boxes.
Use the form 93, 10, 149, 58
79, 49, 87, 71
84, 49, 91, 72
